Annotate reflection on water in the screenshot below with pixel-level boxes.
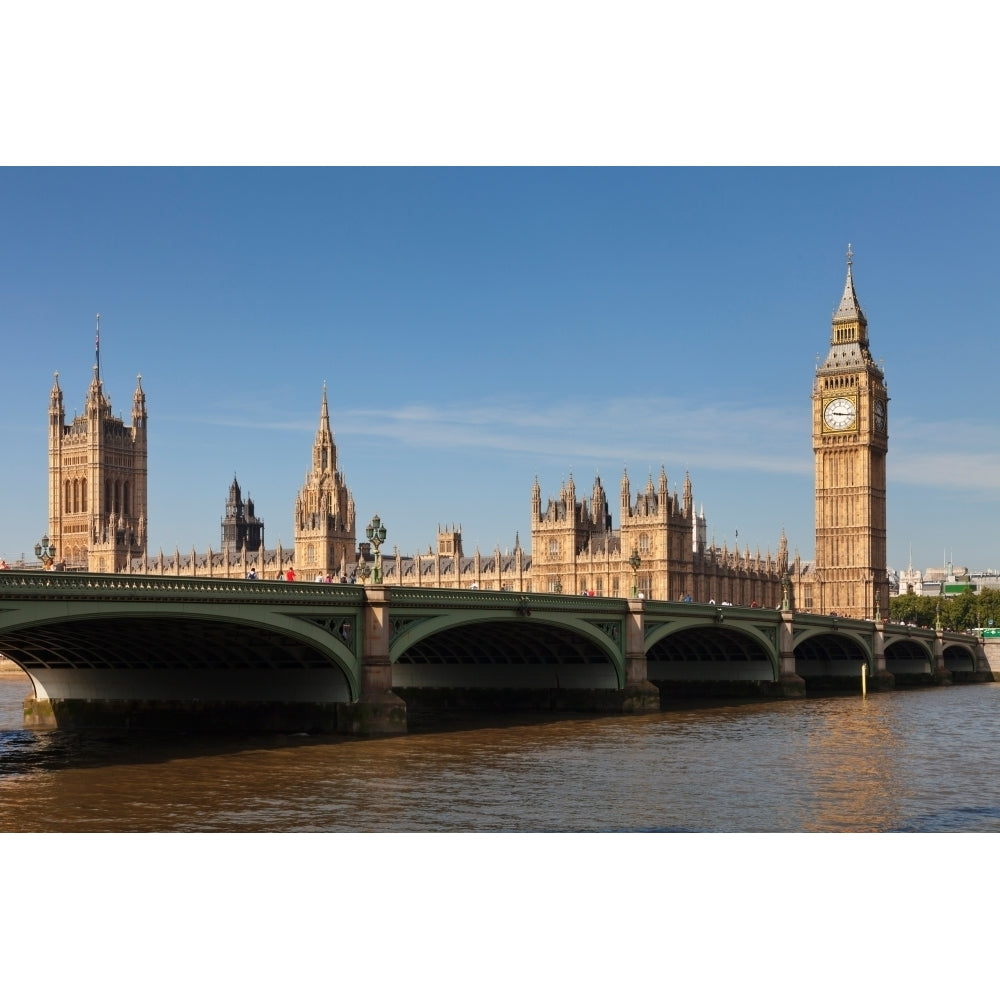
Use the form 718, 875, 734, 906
2, 673, 999, 832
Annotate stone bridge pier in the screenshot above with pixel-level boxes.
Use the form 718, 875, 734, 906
622, 597, 661, 711
340, 586, 407, 734
778, 612, 807, 696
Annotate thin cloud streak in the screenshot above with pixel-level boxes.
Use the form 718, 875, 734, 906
890, 452, 1000, 493
889, 416, 1000, 493
344, 396, 810, 476
169, 399, 1000, 492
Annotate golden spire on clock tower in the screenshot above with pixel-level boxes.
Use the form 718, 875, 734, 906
825, 242, 871, 359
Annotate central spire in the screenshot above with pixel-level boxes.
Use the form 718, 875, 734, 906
833, 243, 866, 326
819, 243, 871, 370
313, 382, 336, 475
319, 380, 330, 425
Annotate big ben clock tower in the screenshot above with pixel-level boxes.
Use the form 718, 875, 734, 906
813, 246, 888, 619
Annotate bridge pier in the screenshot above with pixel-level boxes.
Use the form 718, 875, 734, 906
868, 621, 895, 691
777, 612, 807, 697
930, 630, 953, 685
338, 585, 408, 735
621, 598, 661, 712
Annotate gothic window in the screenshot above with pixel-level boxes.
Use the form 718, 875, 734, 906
65, 480, 71, 513
548, 539, 559, 557
639, 533, 651, 554
123, 481, 130, 516
307, 544, 315, 564
81, 478, 87, 512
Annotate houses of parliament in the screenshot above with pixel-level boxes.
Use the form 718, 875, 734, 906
45, 251, 889, 619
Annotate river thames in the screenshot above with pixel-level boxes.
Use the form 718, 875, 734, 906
2, 670, 995, 997
3, 673, 1000, 832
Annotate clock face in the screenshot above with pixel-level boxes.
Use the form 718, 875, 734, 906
823, 396, 857, 431
873, 399, 886, 432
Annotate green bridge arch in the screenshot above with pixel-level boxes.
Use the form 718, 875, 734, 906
386, 596, 628, 689
643, 615, 781, 683
0, 571, 364, 720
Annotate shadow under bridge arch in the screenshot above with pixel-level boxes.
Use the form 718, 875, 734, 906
882, 634, 935, 678
644, 622, 778, 685
2, 608, 361, 704
793, 628, 872, 690
390, 614, 625, 690
942, 640, 978, 674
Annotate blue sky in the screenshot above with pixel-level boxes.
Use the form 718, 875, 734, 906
2, 167, 998, 574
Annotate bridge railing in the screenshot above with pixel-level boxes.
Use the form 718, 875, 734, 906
386, 585, 626, 612
0, 570, 365, 605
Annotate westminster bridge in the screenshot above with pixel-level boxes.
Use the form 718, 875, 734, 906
0, 570, 995, 733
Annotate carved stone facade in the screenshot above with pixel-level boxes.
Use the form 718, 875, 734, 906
517, 468, 787, 604
48, 317, 148, 572
292, 384, 356, 580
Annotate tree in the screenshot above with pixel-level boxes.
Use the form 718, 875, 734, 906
889, 586, 1000, 632
890, 592, 932, 626
976, 587, 1000, 629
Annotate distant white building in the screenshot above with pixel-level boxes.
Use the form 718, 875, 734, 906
895, 553, 1000, 598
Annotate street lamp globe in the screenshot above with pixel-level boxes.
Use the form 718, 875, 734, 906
628, 549, 641, 598
34, 534, 56, 570
365, 514, 387, 584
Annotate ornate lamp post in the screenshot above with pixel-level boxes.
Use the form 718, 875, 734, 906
781, 571, 791, 612
34, 533, 56, 570
629, 549, 641, 598
365, 514, 387, 584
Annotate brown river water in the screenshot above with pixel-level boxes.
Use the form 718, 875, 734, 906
3, 671, 1000, 833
